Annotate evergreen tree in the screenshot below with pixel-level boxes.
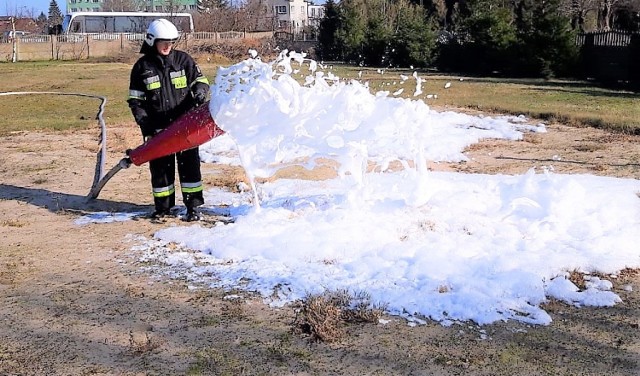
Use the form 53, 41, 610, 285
318, 0, 342, 60
461, 0, 518, 74
335, 0, 367, 64
48, 0, 63, 28
514, 0, 578, 77
388, 1, 437, 68
37, 12, 47, 24
362, 14, 390, 66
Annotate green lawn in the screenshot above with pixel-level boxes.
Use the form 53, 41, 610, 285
0, 60, 638, 135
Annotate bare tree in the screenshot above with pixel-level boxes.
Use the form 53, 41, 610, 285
101, 0, 145, 11
596, 0, 640, 30
241, 0, 275, 31
558, 0, 599, 31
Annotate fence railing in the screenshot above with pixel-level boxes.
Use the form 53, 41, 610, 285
576, 30, 640, 47
577, 30, 640, 85
0, 31, 280, 61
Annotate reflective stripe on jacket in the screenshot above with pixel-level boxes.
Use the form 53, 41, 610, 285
127, 49, 209, 129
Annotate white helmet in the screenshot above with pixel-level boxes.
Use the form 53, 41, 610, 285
144, 19, 179, 47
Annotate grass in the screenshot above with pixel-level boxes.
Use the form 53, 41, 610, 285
0, 60, 638, 135
329, 65, 640, 134
0, 60, 221, 135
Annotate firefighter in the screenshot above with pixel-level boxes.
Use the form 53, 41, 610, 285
127, 18, 209, 221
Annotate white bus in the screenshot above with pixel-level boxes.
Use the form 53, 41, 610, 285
61, 12, 194, 34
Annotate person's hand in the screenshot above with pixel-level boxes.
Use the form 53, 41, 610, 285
193, 91, 207, 106
139, 119, 155, 138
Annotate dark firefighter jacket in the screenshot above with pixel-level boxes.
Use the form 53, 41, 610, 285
128, 47, 209, 136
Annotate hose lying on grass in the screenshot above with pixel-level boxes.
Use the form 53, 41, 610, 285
0, 91, 108, 197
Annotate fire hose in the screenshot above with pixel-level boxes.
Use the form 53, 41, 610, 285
0, 91, 109, 199
0, 92, 224, 200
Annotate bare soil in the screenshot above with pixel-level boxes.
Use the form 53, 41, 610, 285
0, 117, 639, 376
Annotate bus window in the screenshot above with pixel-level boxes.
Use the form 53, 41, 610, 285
62, 12, 194, 34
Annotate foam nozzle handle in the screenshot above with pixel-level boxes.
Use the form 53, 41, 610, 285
119, 157, 132, 169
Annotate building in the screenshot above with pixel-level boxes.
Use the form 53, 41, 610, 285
0, 16, 41, 35
66, 0, 198, 13
270, 0, 324, 33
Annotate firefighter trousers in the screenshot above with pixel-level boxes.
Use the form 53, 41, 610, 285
149, 147, 204, 212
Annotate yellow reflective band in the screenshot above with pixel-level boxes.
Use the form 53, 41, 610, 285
128, 89, 145, 100
171, 76, 187, 89
182, 186, 203, 194
181, 182, 203, 193
196, 76, 209, 85
146, 81, 161, 90
152, 185, 175, 198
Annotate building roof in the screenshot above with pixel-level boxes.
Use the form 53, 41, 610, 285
0, 17, 41, 33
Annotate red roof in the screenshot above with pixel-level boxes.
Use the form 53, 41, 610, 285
0, 17, 41, 34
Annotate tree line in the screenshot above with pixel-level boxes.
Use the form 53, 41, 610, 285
17, 0, 640, 79
317, 0, 640, 78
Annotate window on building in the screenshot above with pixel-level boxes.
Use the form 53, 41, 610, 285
276, 6, 286, 14
155, 5, 163, 11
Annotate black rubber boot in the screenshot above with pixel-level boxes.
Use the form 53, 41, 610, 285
149, 208, 172, 219
184, 207, 201, 222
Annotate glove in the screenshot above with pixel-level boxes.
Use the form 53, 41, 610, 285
138, 119, 156, 138
193, 90, 207, 106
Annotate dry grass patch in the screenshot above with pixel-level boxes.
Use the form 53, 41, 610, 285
294, 289, 387, 343
0, 219, 27, 227
187, 348, 244, 376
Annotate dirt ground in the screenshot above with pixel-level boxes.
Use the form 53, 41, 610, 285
0, 115, 639, 376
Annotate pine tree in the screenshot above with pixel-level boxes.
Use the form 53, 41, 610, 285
514, 0, 578, 77
48, 0, 63, 28
318, 0, 342, 60
335, 0, 367, 64
460, 0, 518, 74
388, 1, 437, 68
37, 12, 47, 24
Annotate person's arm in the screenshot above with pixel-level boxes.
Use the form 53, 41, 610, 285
186, 55, 210, 105
127, 63, 154, 136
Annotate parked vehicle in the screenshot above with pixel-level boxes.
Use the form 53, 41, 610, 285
61, 12, 194, 34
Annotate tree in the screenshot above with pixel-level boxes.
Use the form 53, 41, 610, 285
443, 0, 470, 30
318, 0, 342, 60
597, 0, 640, 31
101, 0, 145, 12
318, 0, 439, 66
458, 0, 518, 74
388, 0, 437, 67
48, 0, 63, 34
514, 0, 579, 77
334, 0, 367, 63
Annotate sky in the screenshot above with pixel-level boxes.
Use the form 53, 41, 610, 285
77, 51, 640, 327
4, 0, 329, 16
3, 0, 57, 16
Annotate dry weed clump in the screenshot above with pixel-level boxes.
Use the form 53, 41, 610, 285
294, 290, 387, 343
188, 37, 278, 63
